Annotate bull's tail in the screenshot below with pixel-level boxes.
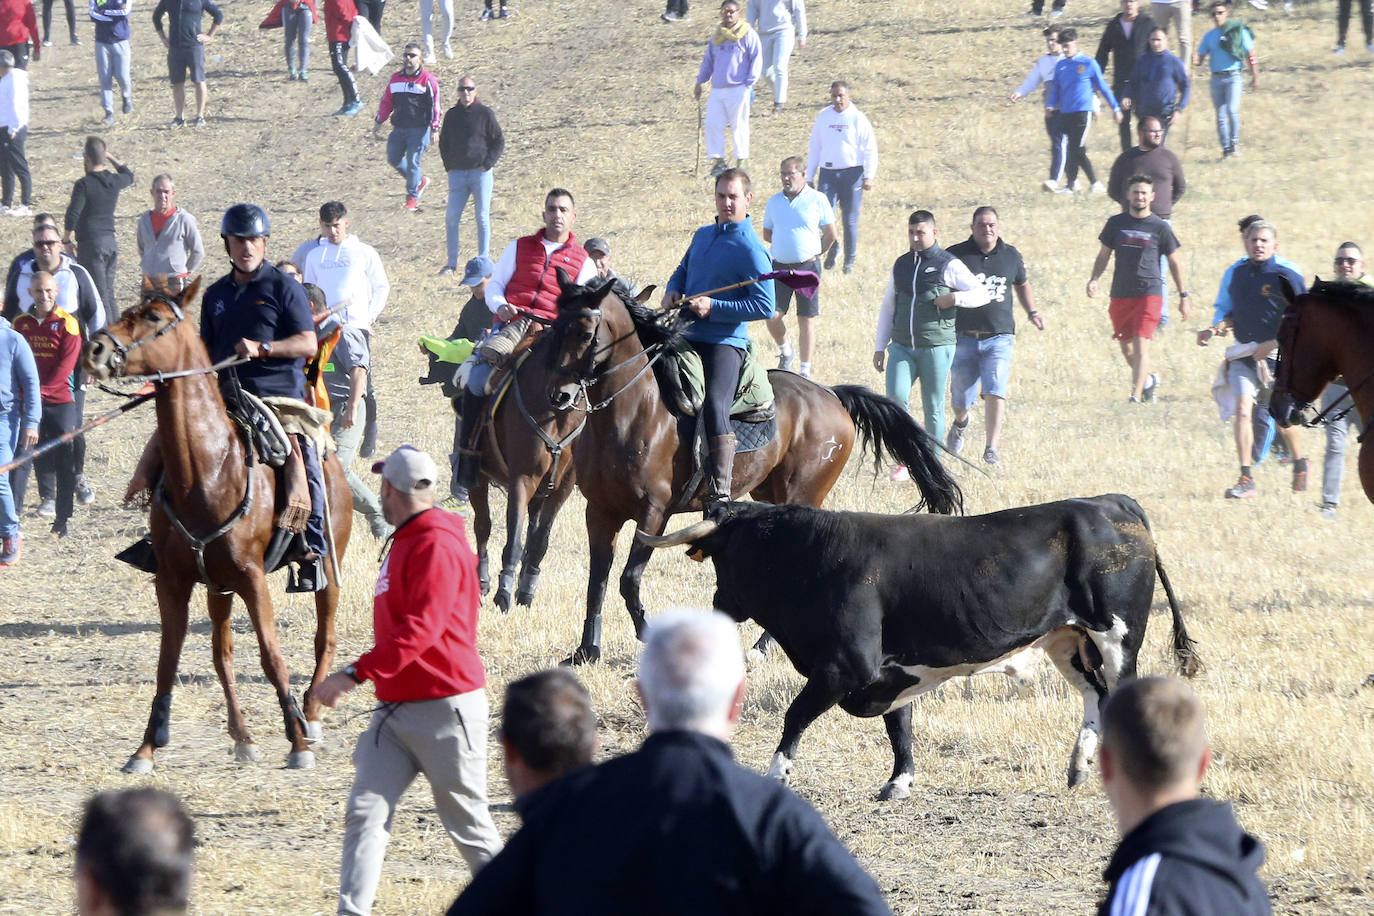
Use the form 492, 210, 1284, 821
830, 384, 963, 515
1156, 556, 1203, 678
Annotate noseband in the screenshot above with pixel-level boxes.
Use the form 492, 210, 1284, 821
548, 303, 674, 413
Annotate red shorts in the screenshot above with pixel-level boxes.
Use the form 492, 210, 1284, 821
1109, 296, 1163, 341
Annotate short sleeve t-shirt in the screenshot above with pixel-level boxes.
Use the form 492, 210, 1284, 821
1099, 213, 1179, 299
323, 325, 371, 405
200, 262, 314, 398
947, 237, 1029, 335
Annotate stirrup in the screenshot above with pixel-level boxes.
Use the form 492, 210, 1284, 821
115, 537, 159, 573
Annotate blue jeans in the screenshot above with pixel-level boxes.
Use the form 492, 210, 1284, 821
445, 168, 493, 269
386, 126, 430, 198
950, 334, 1013, 409
886, 342, 954, 445
95, 40, 132, 114
283, 5, 312, 72
1321, 381, 1363, 506
817, 165, 864, 268
330, 402, 385, 524
1209, 70, 1243, 153
0, 413, 17, 538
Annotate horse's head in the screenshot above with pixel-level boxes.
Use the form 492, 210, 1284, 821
1272, 279, 1344, 428
85, 276, 202, 381
544, 269, 654, 412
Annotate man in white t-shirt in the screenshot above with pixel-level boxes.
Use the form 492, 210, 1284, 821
805, 81, 877, 275
762, 156, 834, 379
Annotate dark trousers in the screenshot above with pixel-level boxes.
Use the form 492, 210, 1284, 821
355, 0, 385, 31
41, 0, 76, 42
329, 41, 358, 105
78, 233, 119, 325
690, 341, 744, 438
302, 439, 328, 557
1338, 0, 1374, 44
1114, 87, 1133, 153
1051, 110, 1097, 187
36, 385, 85, 499
817, 165, 864, 269
13, 401, 77, 524
1030, 0, 1065, 11
663, 0, 686, 15
0, 43, 29, 69
0, 126, 32, 207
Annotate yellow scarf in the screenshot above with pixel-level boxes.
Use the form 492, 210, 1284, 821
713, 20, 750, 45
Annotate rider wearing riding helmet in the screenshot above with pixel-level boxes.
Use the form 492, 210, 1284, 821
200, 203, 329, 589
664, 168, 774, 509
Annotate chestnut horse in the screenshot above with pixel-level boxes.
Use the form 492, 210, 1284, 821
83, 279, 352, 773
543, 274, 962, 663
1272, 279, 1374, 506
468, 346, 579, 612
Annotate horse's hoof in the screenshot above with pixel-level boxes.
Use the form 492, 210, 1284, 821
121, 755, 153, 776
493, 589, 511, 613
562, 645, 600, 666
304, 720, 323, 743
515, 589, 535, 607
234, 742, 262, 764
1066, 766, 1086, 789
478, 578, 491, 597
287, 750, 316, 770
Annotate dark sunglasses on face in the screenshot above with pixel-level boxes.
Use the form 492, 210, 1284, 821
1335, 257, 1359, 265
459, 86, 476, 92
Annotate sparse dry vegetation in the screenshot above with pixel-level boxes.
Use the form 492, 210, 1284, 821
0, 1, 1371, 913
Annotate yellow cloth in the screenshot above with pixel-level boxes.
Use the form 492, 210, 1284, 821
712, 19, 750, 45
419, 334, 476, 364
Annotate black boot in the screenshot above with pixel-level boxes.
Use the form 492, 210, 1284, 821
456, 390, 488, 488
705, 433, 736, 509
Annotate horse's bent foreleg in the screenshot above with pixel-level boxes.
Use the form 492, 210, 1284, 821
241, 574, 314, 769
124, 572, 194, 775
517, 475, 575, 607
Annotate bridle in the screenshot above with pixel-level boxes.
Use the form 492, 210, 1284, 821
92, 292, 189, 381
547, 302, 674, 414
1275, 295, 1374, 430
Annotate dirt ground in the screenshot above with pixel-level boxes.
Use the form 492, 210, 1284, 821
1, 0, 1372, 913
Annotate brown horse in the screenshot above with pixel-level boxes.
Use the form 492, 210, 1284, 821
83, 279, 352, 773
1272, 278, 1374, 506
467, 347, 580, 611
543, 274, 962, 663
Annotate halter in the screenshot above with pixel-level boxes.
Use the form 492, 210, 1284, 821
549, 304, 676, 414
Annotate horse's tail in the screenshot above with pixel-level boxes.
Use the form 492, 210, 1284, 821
830, 384, 963, 516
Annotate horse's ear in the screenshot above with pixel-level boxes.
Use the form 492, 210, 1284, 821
555, 266, 575, 294
634, 284, 657, 305
181, 276, 202, 307
1280, 276, 1297, 306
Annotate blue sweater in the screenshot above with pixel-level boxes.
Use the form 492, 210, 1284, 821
1211, 255, 1302, 326
90, 0, 132, 43
667, 218, 774, 349
0, 316, 41, 434
1221, 257, 1307, 344
1126, 49, 1190, 114
1047, 53, 1119, 114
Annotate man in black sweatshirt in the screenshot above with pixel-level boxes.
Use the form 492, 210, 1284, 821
1097, 677, 1272, 915
63, 136, 133, 326
1096, 0, 1157, 153
437, 76, 504, 275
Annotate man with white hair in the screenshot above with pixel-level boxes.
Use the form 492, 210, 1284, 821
447, 607, 892, 916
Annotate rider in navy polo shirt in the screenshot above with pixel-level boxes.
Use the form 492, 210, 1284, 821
201, 203, 328, 587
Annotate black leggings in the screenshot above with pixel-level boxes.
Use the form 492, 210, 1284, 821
1338, 0, 1373, 45
1053, 110, 1097, 188
355, 0, 385, 31
41, 0, 76, 42
329, 41, 358, 105
690, 341, 744, 438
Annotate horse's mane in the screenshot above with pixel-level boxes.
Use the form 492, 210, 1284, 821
557, 277, 685, 350
1309, 278, 1374, 305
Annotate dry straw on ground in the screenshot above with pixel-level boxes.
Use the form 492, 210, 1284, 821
0, 0, 1371, 913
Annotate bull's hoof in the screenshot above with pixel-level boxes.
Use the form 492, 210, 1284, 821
515, 588, 535, 607
1066, 766, 1086, 789
304, 720, 323, 743
121, 755, 154, 776
745, 648, 767, 669
287, 750, 317, 770
563, 645, 601, 666
493, 589, 512, 613
234, 742, 262, 765
766, 752, 794, 785
878, 774, 913, 801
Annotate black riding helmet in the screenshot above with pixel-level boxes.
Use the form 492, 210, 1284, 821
221, 203, 271, 240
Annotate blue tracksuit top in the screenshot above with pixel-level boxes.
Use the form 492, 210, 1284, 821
1211, 255, 1302, 326
1219, 257, 1307, 344
1047, 53, 1119, 114
1126, 50, 1190, 113
0, 316, 41, 434
667, 217, 775, 349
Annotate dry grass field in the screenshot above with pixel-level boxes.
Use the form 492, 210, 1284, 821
1, 0, 1372, 912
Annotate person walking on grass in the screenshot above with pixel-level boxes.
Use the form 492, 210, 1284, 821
1044, 28, 1121, 195
0, 50, 32, 217
1193, 1, 1258, 159
90, 0, 134, 125
0, 310, 39, 568
323, 0, 362, 115
1087, 174, 1187, 404
747, 0, 805, 116
152, 0, 222, 127
1011, 27, 1064, 192
63, 135, 133, 325
805, 80, 876, 275
695, 0, 760, 178
373, 42, 441, 212
258, 0, 317, 81
438, 76, 503, 274
1335, 0, 1373, 53
762, 155, 834, 379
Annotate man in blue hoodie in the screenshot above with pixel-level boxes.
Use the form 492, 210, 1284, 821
0, 313, 39, 567
1097, 677, 1271, 916
90, 0, 133, 125
664, 168, 773, 508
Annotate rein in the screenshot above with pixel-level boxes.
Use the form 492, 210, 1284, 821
557, 306, 681, 414
1276, 299, 1374, 431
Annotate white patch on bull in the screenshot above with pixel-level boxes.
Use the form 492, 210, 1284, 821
1036, 626, 1109, 787
1085, 615, 1130, 687
767, 751, 794, 784
820, 436, 841, 461
879, 772, 913, 801
880, 641, 1046, 713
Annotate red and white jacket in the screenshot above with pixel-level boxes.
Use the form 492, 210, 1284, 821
376, 68, 442, 131
352, 507, 484, 702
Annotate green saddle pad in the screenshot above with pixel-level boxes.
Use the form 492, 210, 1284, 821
673, 340, 775, 418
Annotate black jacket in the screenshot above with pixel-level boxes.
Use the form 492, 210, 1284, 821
1096, 13, 1158, 91
1098, 798, 1272, 916
438, 101, 505, 172
447, 730, 892, 916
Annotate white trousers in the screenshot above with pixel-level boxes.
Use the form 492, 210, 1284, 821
337, 691, 503, 916
706, 83, 752, 160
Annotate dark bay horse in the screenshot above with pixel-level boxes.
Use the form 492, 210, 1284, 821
543, 274, 962, 663
468, 347, 580, 612
83, 279, 352, 773
1272, 278, 1374, 506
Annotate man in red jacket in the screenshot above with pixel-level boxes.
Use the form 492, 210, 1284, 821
316, 445, 502, 916
0, 0, 41, 70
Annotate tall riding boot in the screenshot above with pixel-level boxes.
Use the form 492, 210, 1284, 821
456, 389, 488, 489
706, 433, 737, 508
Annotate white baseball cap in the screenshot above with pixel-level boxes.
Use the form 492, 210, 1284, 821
371, 446, 438, 493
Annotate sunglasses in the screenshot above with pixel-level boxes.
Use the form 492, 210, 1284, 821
34, 239, 60, 247
1335, 257, 1360, 265
459, 86, 476, 92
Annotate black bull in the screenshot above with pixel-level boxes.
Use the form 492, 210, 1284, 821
639, 494, 1201, 800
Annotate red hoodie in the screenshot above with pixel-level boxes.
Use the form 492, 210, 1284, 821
352, 506, 484, 702
322, 0, 357, 44
0, 0, 40, 56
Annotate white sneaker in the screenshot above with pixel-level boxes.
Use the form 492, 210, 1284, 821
1071, 178, 1084, 192
1041, 178, 1059, 193
777, 344, 795, 371
444, 42, 454, 58
1090, 181, 1107, 194
1248, 0, 1268, 8
7, 204, 32, 217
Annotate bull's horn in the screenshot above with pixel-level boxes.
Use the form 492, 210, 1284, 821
635, 518, 719, 547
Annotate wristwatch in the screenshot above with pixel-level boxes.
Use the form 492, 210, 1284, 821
260, 340, 274, 357
344, 664, 361, 683
1179, 292, 1190, 298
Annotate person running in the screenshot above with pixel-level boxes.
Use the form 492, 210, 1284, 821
373, 43, 441, 211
